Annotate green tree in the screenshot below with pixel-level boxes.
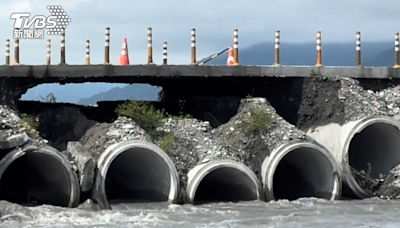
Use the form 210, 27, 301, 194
39, 93, 57, 103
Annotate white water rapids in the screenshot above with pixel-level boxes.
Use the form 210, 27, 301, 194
0, 198, 399, 227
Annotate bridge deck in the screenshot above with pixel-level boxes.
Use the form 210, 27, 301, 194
0, 65, 399, 79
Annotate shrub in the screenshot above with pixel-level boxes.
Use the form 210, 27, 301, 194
39, 93, 57, 103
159, 134, 176, 153
20, 113, 39, 130
115, 100, 165, 134
244, 109, 274, 133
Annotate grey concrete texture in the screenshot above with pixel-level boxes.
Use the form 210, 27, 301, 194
0, 65, 399, 79
64, 142, 96, 193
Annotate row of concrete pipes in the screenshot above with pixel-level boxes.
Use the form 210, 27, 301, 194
4, 28, 400, 67
0, 115, 399, 209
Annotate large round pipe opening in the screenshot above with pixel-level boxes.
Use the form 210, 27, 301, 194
263, 142, 341, 201
94, 140, 179, 209
346, 118, 400, 197
0, 146, 78, 207
187, 160, 264, 205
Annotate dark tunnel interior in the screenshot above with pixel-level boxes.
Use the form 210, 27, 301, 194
193, 167, 258, 205
349, 123, 400, 181
273, 147, 335, 201
0, 153, 72, 207
104, 147, 171, 204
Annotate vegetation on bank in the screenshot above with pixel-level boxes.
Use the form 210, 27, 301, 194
115, 100, 192, 153
243, 109, 274, 133
20, 113, 39, 130
116, 100, 165, 135
158, 134, 176, 153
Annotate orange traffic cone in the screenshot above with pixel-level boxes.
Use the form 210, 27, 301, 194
227, 47, 238, 66
119, 38, 130, 65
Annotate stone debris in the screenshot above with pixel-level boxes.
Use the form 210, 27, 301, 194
154, 117, 231, 187
215, 97, 308, 179
0, 105, 47, 147
0, 133, 30, 150
333, 76, 400, 120
64, 142, 96, 193
80, 116, 151, 160
378, 164, 400, 199
336, 77, 389, 121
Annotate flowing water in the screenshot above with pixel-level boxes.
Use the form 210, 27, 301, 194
0, 198, 399, 227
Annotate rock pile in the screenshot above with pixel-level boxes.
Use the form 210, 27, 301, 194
378, 164, 400, 199
154, 117, 231, 190
215, 97, 309, 180
0, 105, 50, 157
79, 116, 151, 161
0, 105, 47, 151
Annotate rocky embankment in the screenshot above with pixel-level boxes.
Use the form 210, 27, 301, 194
299, 76, 400, 198
2, 76, 400, 209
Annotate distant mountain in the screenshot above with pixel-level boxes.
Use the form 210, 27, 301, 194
77, 84, 161, 105
206, 41, 393, 66
363, 48, 395, 66
21, 83, 126, 103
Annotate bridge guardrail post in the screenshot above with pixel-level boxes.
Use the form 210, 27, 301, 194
274, 30, 280, 66
105, 27, 110, 64
163, 42, 167, 65
60, 30, 66, 64
191, 28, 196, 64
315, 31, 322, 67
46, 39, 51, 65
148, 27, 153, 64
13, 28, 20, 65
233, 29, 239, 64
356, 31, 361, 66
395, 32, 399, 68
5, 39, 10, 65
86, 40, 90, 65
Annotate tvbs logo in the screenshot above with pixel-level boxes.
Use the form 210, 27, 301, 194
10, 5, 71, 39
10, 13, 57, 29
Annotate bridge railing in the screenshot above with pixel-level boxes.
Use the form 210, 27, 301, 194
4, 28, 400, 68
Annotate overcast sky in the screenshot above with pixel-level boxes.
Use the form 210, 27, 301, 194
1, 0, 399, 65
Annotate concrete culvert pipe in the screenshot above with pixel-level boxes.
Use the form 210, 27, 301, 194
0, 145, 80, 207
186, 159, 264, 205
341, 116, 400, 198
92, 140, 180, 210
262, 140, 341, 201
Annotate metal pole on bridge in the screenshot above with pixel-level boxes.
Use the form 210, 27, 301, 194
315, 31, 322, 67
233, 29, 239, 64
105, 27, 110, 64
191, 28, 196, 64
46, 39, 51, 65
147, 27, 153, 64
86, 40, 90, 65
13, 28, 20, 65
163, 41, 167, 65
5, 39, 10, 65
274, 31, 280, 66
60, 30, 66, 64
356, 31, 361, 66
395, 32, 399, 68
